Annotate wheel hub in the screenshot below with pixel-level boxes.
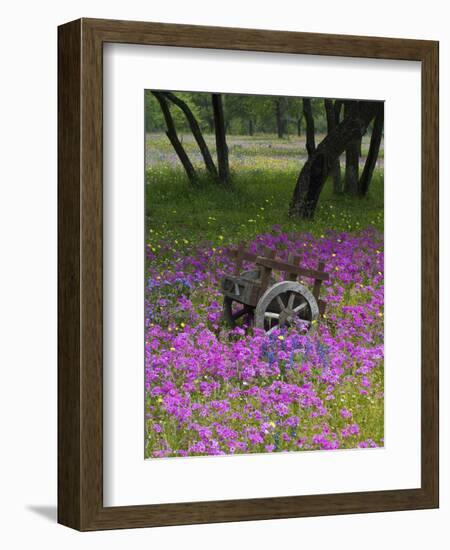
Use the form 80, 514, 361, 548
279, 308, 295, 326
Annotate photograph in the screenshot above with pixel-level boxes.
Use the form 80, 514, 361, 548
144, 90, 385, 459
0, 0, 442, 539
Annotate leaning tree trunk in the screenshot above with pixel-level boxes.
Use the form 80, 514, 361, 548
303, 98, 316, 158
324, 99, 342, 194
359, 104, 384, 196
344, 101, 361, 195
211, 93, 230, 185
290, 101, 380, 219
162, 91, 218, 179
152, 92, 197, 186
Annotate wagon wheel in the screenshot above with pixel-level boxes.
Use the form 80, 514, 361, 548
222, 269, 274, 329
254, 281, 319, 334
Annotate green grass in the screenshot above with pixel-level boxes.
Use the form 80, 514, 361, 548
145, 165, 384, 248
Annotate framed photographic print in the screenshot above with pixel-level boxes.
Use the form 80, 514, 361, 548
58, 18, 439, 530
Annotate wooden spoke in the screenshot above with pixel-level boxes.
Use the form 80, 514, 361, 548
264, 312, 280, 319
294, 302, 308, 313
276, 295, 285, 310
287, 292, 296, 310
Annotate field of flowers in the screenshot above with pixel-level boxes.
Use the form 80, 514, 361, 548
145, 226, 384, 458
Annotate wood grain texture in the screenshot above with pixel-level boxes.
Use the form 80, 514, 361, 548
420, 40, 439, 506
58, 18, 439, 531
57, 19, 82, 529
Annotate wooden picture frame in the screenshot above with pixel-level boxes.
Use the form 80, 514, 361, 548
58, 18, 439, 531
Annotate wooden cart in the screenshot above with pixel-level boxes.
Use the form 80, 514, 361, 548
221, 242, 329, 334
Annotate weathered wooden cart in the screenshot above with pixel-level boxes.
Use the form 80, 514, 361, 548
221, 243, 329, 334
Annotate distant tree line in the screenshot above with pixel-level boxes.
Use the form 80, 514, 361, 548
146, 91, 384, 220
146, 92, 328, 137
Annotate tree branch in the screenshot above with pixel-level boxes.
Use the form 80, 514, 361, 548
161, 91, 218, 178
211, 93, 230, 185
152, 92, 198, 185
359, 104, 384, 196
324, 99, 342, 194
303, 98, 316, 158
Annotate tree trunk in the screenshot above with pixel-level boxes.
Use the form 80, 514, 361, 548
162, 91, 218, 178
324, 99, 342, 194
359, 104, 384, 196
334, 100, 343, 124
290, 101, 380, 219
297, 115, 302, 137
152, 92, 197, 185
248, 118, 254, 136
345, 138, 360, 194
275, 98, 284, 139
303, 98, 316, 158
343, 102, 361, 195
211, 93, 230, 185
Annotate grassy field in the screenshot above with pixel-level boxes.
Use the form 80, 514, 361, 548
145, 132, 384, 170
145, 133, 384, 250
